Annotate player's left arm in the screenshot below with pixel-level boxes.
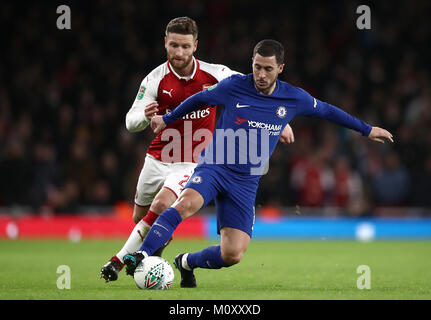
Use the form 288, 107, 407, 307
296, 89, 393, 143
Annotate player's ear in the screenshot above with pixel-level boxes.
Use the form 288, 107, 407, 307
193, 39, 198, 52
164, 36, 168, 49
278, 63, 285, 74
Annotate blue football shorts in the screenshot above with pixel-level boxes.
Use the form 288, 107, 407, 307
183, 164, 259, 237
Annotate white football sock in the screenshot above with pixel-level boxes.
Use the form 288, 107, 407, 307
116, 220, 150, 263
182, 253, 192, 271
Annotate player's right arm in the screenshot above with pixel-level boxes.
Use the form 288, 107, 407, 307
125, 76, 159, 132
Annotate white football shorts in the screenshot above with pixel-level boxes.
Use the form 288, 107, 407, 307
134, 154, 196, 207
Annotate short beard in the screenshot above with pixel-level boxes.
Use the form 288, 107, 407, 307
169, 55, 193, 72
254, 78, 276, 95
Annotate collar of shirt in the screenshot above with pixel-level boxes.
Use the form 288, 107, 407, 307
167, 56, 198, 81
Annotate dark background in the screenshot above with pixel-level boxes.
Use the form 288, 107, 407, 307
1, 0, 430, 216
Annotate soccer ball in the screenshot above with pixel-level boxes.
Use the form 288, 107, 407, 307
133, 256, 174, 290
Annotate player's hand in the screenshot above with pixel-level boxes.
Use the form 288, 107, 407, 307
280, 124, 295, 144
151, 115, 167, 134
368, 127, 394, 144
144, 101, 159, 120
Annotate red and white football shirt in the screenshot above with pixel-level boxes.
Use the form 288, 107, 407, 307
126, 57, 238, 163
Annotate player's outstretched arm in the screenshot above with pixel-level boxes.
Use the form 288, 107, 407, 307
368, 127, 394, 144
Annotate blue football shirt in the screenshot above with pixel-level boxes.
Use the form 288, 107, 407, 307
163, 74, 371, 176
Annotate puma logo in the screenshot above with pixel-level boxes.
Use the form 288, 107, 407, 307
162, 89, 173, 98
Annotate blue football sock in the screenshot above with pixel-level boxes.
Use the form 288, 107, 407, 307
187, 245, 227, 269
138, 207, 182, 256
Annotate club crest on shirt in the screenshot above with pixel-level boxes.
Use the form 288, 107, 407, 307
276, 106, 287, 118
191, 176, 202, 184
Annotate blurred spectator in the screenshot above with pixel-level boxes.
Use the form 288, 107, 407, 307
332, 156, 363, 208
410, 154, 431, 207
258, 198, 282, 221
289, 151, 334, 207
29, 143, 59, 209
0, 139, 33, 206
372, 152, 410, 206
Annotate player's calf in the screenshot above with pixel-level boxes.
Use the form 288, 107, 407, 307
132, 204, 150, 224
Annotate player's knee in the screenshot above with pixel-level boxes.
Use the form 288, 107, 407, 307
150, 198, 170, 214
174, 197, 195, 219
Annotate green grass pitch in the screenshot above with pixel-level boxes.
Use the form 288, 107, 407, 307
1, 239, 430, 300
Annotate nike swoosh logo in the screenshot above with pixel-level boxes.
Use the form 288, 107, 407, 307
154, 222, 169, 232
236, 103, 250, 108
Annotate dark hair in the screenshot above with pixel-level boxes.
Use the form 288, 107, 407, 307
253, 39, 284, 65
165, 16, 198, 40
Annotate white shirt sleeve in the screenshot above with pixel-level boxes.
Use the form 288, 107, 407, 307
198, 60, 242, 82
215, 64, 242, 81
125, 75, 159, 132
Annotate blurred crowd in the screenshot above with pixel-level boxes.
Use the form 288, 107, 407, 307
1, 0, 430, 215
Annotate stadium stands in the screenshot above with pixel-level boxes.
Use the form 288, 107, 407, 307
1, 0, 430, 216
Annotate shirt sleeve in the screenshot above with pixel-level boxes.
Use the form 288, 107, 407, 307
216, 65, 242, 80
295, 88, 372, 136
163, 78, 229, 125
125, 75, 158, 132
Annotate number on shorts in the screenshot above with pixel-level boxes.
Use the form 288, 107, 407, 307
178, 175, 190, 188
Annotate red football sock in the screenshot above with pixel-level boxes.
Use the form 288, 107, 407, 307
142, 210, 159, 226
111, 255, 124, 270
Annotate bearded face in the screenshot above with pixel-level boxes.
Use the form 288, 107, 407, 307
165, 33, 197, 75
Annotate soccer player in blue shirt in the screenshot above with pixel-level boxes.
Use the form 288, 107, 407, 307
123, 39, 393, 287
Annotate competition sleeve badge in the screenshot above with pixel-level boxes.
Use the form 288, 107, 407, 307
137, 85, 146, 100
205, 84, 217, 91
